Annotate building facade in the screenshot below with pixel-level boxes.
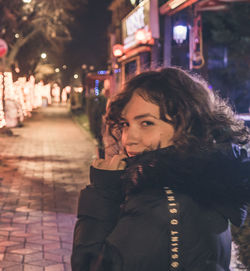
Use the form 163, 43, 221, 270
107, 0, 249, 95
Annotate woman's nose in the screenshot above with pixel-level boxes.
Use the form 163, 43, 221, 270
122, 126, 140, 146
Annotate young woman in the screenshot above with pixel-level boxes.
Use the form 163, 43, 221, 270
71, 67, 250, 271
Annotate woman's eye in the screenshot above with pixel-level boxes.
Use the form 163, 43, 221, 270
141, 121, 154, 127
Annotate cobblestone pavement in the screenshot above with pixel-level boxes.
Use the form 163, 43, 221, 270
0, 105, 96, 271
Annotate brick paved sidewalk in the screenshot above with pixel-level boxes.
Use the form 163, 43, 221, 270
0, 105, 96, 271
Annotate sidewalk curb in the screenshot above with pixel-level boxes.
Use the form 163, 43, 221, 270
70, 111, 98, 149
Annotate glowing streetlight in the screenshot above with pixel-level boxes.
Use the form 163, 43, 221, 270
23, 0, 32, 3
89, 65, 94, 71
55, 68, 60, 73
41, 53, 47, 59
74, 74, 79, 79
62, 65, 67, 70
15, 33, 20, 39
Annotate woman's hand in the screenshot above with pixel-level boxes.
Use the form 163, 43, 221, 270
92, 154, 127, 170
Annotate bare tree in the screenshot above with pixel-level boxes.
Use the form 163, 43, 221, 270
0, 0, 87, 74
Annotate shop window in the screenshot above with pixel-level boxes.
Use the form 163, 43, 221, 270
125, 60, 137, 82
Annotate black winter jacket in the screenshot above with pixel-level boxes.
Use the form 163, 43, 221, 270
71, 144, 250, 271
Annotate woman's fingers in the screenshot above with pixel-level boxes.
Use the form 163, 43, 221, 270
92, 154, 127, 170
92, 158, 103, 168
117, 160, 126, 170
109, 154, 127, 170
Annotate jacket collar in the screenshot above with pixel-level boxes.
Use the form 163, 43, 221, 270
122, 144, 250, 226
123, 144, 250, 205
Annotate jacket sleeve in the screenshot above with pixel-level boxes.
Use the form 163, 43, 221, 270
71, 166, 124, 271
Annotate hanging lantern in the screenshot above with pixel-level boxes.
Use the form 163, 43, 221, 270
0, 39, 8, 58
173, 22, 187, 44
113, 44, 124, 57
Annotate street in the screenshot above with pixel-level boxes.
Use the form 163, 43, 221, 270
0, 105, 96, 271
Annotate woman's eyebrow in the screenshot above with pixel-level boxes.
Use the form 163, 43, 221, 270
120, 113, 159, 120
134, 114, 158, 120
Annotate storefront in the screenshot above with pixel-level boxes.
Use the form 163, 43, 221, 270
112, 0, 159, 85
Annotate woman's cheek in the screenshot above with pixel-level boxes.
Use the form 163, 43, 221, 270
159, 131, 173, 148
144, 134, 162, 150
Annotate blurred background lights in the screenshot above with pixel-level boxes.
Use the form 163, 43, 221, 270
23, 0, 32, 3
41, 52, 47, 59
74, 87, 83, 93
24, 87, 29, 95
94, 80, 99, 96
15, 33, 20, 39
15, 67, 20, 73
74, 74, 79, 79
62, 65, 67, 70
97, 70, 108, 75
135, 29, 149, 44
55, 68, 60, 73
112, 44, 124, 57
65, 86, 71, 93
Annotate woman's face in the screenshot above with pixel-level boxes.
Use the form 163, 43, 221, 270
121, 93, 175, 157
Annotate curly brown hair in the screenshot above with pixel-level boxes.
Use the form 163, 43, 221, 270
105, 67, 249, 151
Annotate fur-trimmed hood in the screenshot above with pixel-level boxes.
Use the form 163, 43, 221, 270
123, 144, 250, 226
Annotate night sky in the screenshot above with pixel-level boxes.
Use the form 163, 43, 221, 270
65, 0, 113, 75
